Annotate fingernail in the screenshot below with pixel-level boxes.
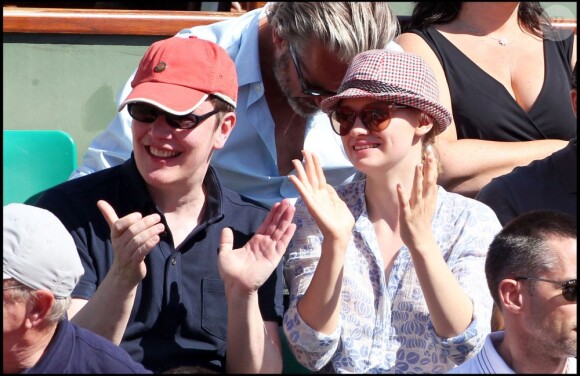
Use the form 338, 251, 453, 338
426, 145, 434, 163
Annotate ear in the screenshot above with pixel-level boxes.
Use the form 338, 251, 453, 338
415, 113, 434, 136
498, 279, 524, 316
271, 26, 285, 49
214, 112, 236, 150
25, 290, 54, 328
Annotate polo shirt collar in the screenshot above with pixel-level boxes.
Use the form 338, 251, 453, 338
121, 155, 225, 224
486, 331, 515, 373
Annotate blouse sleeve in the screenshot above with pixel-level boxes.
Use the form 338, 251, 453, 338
282, 198, 342, 371
430, 195, 502, 364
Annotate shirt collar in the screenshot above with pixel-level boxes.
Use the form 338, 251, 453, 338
121, 154, 225, 224
487, 331, 515, 373
232, 7, 266, 87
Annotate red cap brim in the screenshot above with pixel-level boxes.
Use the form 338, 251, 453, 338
118, 82, 208, 115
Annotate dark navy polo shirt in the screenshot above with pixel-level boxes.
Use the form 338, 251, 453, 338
35, 157, 284, 373
476, 138, 577, 226
24, 318, 151, 373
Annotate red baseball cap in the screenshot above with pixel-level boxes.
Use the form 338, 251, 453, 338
119, 36, 237, 115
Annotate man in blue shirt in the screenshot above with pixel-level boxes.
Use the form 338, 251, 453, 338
3, 203, 151, 374
35, 36, 296, 373
70, 3, 401, 208
450, 210, 576, 374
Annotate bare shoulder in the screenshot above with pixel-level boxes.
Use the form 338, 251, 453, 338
395, 32, 429, 51
395, 32, 441, 67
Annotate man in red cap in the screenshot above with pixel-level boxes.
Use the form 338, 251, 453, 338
35, 36, 296, 374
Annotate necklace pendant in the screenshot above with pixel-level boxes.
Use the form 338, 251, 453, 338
498, 38, 508, 46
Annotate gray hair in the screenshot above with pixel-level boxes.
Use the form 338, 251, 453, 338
485, 210, 577, 309
267, 2, 399, 63
9, 285, 71, 325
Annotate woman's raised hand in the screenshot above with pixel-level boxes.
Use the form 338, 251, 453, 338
396, 146, 439, 253
289, 150, 354, 243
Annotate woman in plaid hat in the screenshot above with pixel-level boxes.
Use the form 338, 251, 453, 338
281, 49, 502, 373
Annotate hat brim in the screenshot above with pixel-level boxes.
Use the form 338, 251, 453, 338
320, 88, 452, 135
118, 82, 208, 115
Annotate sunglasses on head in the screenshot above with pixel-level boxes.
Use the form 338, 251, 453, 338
515, 276, 577, 302
127, 102, 220, 130
289, 44, 337, 97
328, 102, 409, 136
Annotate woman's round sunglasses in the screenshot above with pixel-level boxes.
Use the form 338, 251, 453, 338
328, 102, 410, 136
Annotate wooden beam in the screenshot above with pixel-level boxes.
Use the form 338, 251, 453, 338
551, 18, 577, 33
3, 7, 575, 36
2, 7, 241, 35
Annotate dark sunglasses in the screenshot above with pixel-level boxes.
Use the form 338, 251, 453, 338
515, 277, 577, 302
328, 103, 409, 136
127, 102, 220, 130
289, 44, 337, 97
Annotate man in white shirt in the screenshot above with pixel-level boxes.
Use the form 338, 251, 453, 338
450, 210, 577, 374
70, 2, 402, 208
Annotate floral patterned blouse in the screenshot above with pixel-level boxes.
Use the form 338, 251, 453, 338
283, 180, 501, 373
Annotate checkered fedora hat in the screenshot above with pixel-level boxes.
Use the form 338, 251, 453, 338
320, 49, 452, 135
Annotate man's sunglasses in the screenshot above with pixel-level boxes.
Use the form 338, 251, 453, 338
127, 102, 220, 130
515, 277, 577, 302
289, 44, 337, 97
328, 103, 409, 136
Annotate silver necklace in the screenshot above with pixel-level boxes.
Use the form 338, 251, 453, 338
462, 24, 511, 46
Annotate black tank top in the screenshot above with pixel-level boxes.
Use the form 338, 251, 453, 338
410, 27, 576, 141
